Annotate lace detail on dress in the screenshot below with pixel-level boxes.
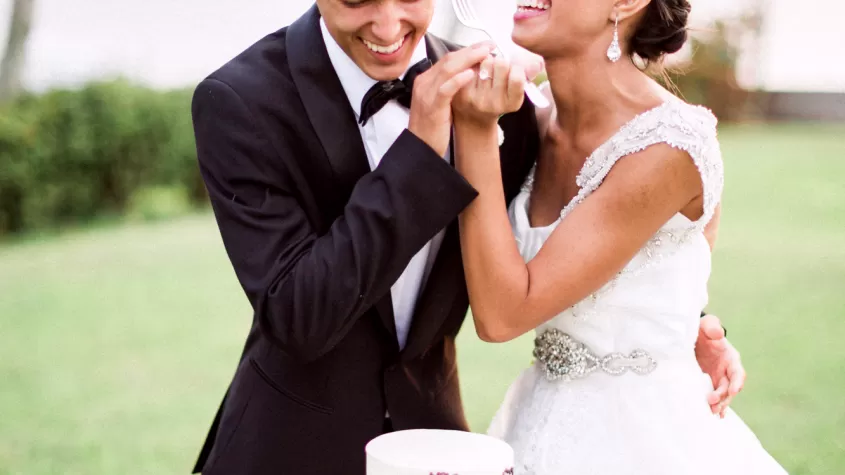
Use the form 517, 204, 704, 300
566, 100, 723, 228
521, 166, 536, 194
519, 99, 724, 317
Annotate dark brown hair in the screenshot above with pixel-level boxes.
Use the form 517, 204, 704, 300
629, 0, 692, 63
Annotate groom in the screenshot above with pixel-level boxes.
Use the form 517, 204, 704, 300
191, 1, 744, 474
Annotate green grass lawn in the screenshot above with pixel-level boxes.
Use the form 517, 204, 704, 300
1, 124, 843, 475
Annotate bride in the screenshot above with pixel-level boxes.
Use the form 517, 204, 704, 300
450, 0, 788, 473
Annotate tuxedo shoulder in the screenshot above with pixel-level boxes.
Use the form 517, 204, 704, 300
198, 26, 297, 103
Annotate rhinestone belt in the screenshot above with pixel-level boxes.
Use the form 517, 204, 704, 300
533, 328, 657, 382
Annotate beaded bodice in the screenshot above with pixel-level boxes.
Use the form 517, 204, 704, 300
508, 97, 724, 359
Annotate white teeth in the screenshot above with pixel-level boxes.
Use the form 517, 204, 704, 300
363, 37, 405, 55
516, 0, 550, 9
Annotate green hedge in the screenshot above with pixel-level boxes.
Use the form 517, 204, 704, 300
0, 80, 203, 236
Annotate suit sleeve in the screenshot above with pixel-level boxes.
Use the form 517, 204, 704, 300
192, 78, 477, 362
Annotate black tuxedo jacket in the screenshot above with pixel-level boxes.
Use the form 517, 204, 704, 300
191, 6, 539, 475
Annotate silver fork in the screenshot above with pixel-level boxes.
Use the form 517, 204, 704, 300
451, 0, 550, 109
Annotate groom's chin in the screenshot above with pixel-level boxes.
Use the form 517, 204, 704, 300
360, 59, 412, 82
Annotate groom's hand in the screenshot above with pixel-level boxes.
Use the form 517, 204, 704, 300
408, 43, 494, 157
695, 314, 746, 418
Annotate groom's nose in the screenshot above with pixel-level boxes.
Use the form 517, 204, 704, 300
369, 4, 404, 43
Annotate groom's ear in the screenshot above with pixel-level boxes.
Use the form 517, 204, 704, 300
611, 0, 652, 23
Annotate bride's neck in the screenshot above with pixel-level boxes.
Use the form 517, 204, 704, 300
543, 54, 660, 136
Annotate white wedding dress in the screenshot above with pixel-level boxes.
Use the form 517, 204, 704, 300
487, 98, 787, 475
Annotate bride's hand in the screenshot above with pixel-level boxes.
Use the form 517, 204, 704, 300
453, 56, 526, 128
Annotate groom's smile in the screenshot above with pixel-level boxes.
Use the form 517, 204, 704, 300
317, 0, 434, 81
361, 34, 410, 60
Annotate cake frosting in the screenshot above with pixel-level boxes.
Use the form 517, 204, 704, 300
366, 429, 514, 475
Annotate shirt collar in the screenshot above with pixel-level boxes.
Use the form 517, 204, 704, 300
320, 18, 428, 120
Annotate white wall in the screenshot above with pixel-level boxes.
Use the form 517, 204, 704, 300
0, 0, 318, 90
0, 0, 842, 92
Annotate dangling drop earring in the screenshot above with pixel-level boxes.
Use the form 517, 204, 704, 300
607, 13, 622, 63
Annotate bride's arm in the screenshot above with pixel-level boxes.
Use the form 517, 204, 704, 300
455, 124, 704, 342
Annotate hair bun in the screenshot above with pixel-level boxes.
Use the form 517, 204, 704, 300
630, 0, 691, 62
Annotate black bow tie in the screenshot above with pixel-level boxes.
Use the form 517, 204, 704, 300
359, 59, 432, 126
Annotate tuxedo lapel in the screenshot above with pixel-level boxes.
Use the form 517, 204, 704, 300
287, 6, 398, 341
286, 6, 372, 204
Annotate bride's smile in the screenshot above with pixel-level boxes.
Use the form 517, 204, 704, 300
514, 0, 552, 22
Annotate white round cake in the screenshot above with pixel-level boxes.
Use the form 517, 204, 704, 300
366, 429, 514, 475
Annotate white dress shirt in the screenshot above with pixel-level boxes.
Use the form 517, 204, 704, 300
320, 20, 449, 350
